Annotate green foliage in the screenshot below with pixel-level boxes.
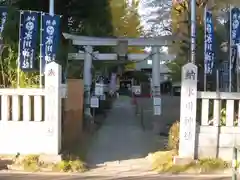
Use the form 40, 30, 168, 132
14, 154, 87, 172
110, 0, 142, 37
0, 7, 40, 87
166, 58, 185, 82
151, 150, 178, 172
109, 0, 143, 71
2, 7, 19, 48
0, 0, 114, 83
53, 159, 87, 172
0, 46, 40, 88
151, 150, 230, 173
167, 121, 180, 152
207, 100, 238, 126
219, 108, 237, 126
195, 158, 230, 173
168, 0, 228, 86
19, 155, 40, 172
10, 0, 113, 36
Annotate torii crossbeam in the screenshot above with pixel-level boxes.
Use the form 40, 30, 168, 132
63, 33, 175, 118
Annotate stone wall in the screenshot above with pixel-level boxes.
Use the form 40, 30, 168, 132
196, 126, 240, 161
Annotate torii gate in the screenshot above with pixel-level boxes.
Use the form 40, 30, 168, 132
63, 33, 175, 118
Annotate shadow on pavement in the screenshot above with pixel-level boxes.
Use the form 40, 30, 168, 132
136, 95, 180, 134
86, 96, 166, 166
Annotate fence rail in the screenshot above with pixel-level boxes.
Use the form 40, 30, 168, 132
197, 91, 240, 127
0, 93, 45, 122
0, 62, 63, 155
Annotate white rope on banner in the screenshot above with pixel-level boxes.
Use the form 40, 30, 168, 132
17, 10, 23, 88
39, 12, 43, 88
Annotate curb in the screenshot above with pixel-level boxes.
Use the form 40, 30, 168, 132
0, 170, 233, 177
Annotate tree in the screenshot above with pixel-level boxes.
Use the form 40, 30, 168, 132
0, 0, 114, 84
109, 0, 144, 71
143, 0, 240, 89
170, 0, 234, 87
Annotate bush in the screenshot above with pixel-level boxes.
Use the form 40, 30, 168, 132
12, 155, 87, 172
53, 159, 87, 172
168, 121, 180, 152
151, 151, 230, 173
21, 155, 40, 172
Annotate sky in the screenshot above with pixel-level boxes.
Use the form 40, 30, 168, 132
138, 0, 157, 34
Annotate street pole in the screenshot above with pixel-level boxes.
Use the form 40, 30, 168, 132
40, 0, 54, 88
203, 6, 207, 91
49, 0, 54, 15
190, 0, 196, 64
84, 46, 93, 118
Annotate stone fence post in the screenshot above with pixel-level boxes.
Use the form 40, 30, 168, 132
44, 61, 62, 154
178, 63, 198, 159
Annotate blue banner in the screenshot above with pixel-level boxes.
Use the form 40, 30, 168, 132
231, 7, 240, 45
19, 11, 39, 71
204, 10, 214, 74
231, 8, 240, 73
220, 61, 229, 90
0, 7, 8, 40
229, 7, 240, 90
41, 13, 61, 74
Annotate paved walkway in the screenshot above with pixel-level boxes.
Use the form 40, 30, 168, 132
85, 96, 167, 175
136, 96, 180, 134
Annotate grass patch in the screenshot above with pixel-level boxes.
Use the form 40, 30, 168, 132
21, 155, 41, 172
195, 158, 230, 173
52, 159, 87, 172
13, 154, 87, 172
150, 150, 230, 174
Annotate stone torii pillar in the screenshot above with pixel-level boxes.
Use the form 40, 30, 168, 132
62, 33, 176, 122
83, 45, 93, 118
152, 46, 161, 115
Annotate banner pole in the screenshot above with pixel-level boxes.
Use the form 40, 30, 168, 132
204, 6, 207, 91
17, 11, 23, 88
39, 12, 43, 88
190, 0, 196, 64
229, 4, 232, 92
49, 0, 54, 15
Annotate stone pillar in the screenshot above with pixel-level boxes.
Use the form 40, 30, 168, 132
45, 61, 62, 154
178, 63, 198, 159
152, 47, 161, 115
83, 46, 93, 117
